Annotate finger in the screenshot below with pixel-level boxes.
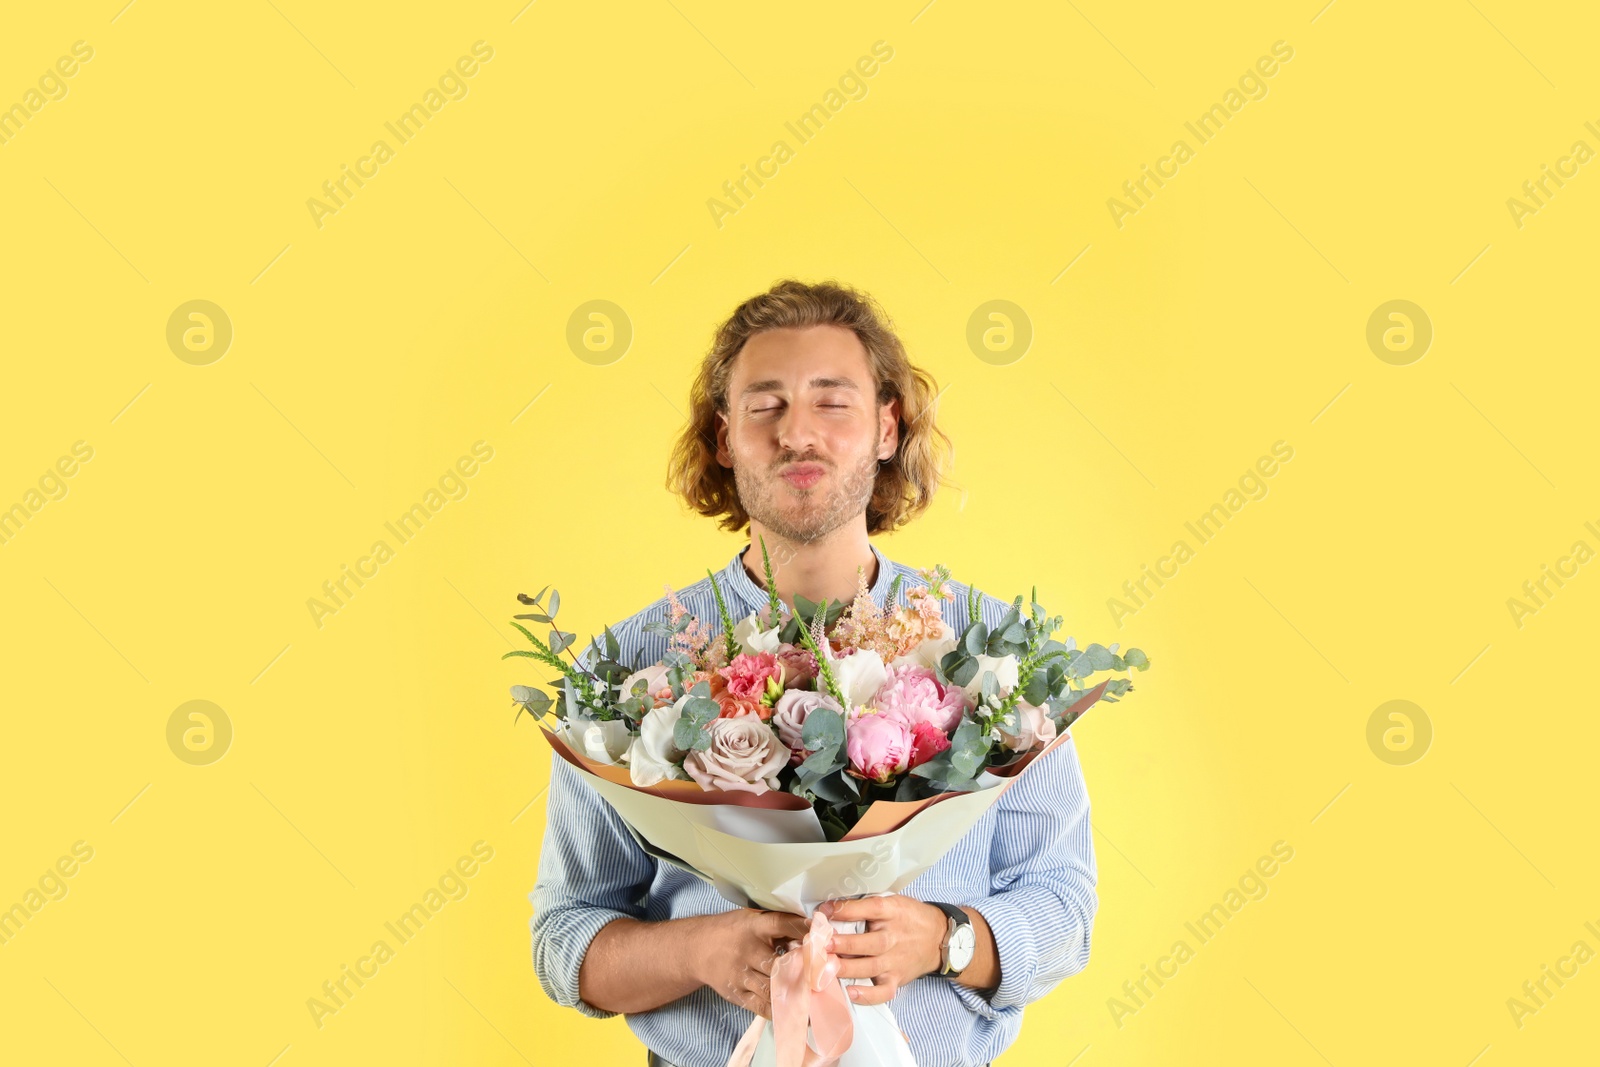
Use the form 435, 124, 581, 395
761, 910, 810, 940
822, 896, 894, 923
847, 978, 896, 1006
834, 956, 890, 980
741, 972, 771, 1011
828, 929, 889, 957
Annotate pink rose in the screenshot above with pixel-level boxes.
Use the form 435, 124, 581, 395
845, 712, 913, 784
719, 652, 784, 701
872, 664, 967, 734
683, 717, 789, 794
996, 700, 1057, 753
771, 689, 843, 764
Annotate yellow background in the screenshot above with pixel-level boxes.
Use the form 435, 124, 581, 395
2, 1, 1596, 1064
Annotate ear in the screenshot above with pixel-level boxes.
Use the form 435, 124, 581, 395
714, 410, 733, 468
878, 395, 902, 461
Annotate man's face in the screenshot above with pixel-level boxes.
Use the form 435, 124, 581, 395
716, 324, 899, 544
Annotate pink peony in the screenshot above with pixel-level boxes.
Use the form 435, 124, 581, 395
872, 664, 967, 735
683, 717, 789, 793
906, 721, 951, 770
845, 712, 913, 784
719, 652, 784, 701
771, 689, 843, 764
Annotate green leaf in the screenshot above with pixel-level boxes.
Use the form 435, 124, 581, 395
800, 707, 845, 755
941, 650, 977, 687
799, 748, 844, 777
548, 589, 561, 618
673, 698, 718, 751
810, 768, 861, 806
963, 623, 988, 656
818, 806, 851, 842
1022, 673, 1049, 706
910, 752, 955, 779
1123, 648, 1151, 670
514, 612, 553, 623
510, 685, 551, 710
605, 625, 620, 660
510, 621, 541, 647
949, 720, 990, 779
500, 649, 542, 660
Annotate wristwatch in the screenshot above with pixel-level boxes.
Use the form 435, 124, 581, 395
930, 901, 975, 977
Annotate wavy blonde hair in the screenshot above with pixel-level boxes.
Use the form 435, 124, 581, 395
666, 278, 954, 536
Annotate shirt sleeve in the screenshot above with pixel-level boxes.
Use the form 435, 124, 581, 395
946, 593, 1100, 1019
528, 645, 660, 1020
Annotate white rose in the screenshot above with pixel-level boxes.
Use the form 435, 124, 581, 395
628, 694, 693, 786
826, 646, 888, 710
575, 717, 633, 765
960, 653, 1020, 702
889, 619, 958, 673
733, 612, 784, 656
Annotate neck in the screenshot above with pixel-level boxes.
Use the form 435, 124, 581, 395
740, 522, 879, 614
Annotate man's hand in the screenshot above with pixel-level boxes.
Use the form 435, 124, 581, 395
820, 895, 949, 1006
695, 907, 813, 1018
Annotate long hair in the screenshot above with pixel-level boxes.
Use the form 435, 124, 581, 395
666, 278, 954, 536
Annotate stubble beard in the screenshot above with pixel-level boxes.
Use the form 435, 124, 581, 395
732, 445, 880, 547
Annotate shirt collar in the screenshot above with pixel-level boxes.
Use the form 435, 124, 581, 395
721, 540, 895, 615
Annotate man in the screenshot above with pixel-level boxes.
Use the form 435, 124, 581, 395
531, 279, 1097, 1066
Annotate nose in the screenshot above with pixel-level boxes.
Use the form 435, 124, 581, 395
775, 403, 822, 458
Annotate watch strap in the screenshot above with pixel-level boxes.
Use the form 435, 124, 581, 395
930, 901, 971, 976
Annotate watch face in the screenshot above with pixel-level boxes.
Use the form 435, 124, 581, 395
949, 924, 976, 971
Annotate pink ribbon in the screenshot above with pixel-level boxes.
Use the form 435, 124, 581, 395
727, 909, 855, 1067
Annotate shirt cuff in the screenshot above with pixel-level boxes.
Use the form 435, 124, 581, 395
531, 907, 636, 1020
946, 889, 1084, 1017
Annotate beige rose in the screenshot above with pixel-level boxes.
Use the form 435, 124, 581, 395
771, 689, 844, 762
682, 716, 789, 794
995, 699, 1057, 752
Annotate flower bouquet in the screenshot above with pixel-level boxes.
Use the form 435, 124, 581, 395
507, 540, 1150, 1065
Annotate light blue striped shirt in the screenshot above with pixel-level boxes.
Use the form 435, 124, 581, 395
529, 541, 1098, 1067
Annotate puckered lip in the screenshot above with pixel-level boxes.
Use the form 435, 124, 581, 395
781, 463, 825, 477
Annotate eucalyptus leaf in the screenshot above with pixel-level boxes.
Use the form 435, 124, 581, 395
949, 720, 990, 779
799, 748, 844, 778
800, 707, 845, 756
674, 698, 718, 751
1022, 674, 1049, 706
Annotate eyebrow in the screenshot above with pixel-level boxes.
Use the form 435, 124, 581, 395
739, 376, 861, 398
